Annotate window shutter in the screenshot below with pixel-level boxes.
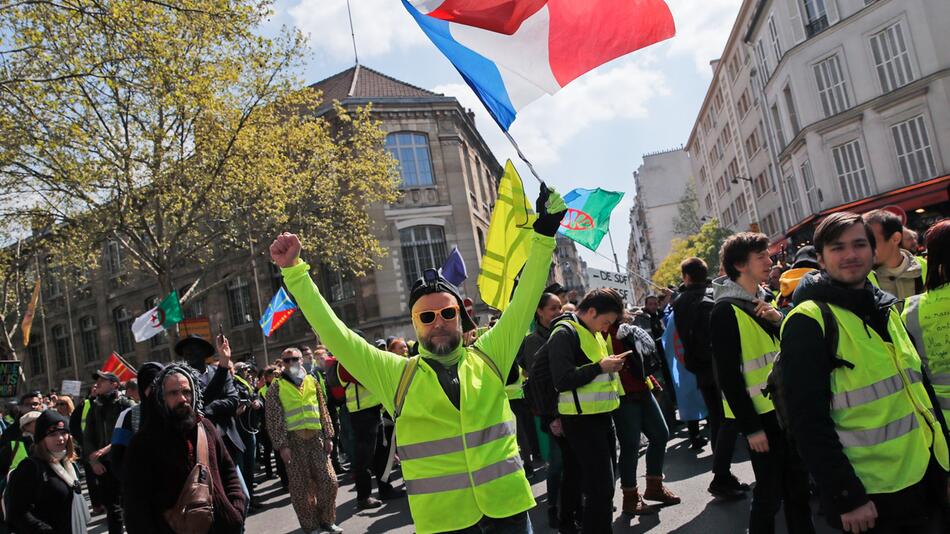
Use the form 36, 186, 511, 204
826, 0, 840, 25
788, 0, 806, 44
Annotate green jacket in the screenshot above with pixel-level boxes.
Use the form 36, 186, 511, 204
280, 233, 555, 419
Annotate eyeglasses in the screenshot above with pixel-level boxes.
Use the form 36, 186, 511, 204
282, 357, 300, 363
412, 305, 459, 325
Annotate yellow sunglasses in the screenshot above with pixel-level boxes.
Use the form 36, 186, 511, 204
412, 305, 460, 325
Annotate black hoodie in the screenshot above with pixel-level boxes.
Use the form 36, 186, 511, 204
782, 271, 949, 527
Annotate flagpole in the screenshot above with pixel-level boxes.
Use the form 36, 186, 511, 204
503, 131, 544, 185
607, 230, 621, 273
247, 229, 268, 367
63, 278, 80, 381
34, 254, 53, 392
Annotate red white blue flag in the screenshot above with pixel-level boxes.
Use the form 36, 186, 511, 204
404, 0, 676, 130
259, 287, 297, 337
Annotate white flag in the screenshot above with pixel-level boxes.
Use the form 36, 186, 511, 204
131, 306, 163, 342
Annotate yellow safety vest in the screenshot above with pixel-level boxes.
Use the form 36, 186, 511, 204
786, 301, 949, 494
556, 320, 622, 416
724, 305, 777, 419
505, 368, 525, 400
9, 440, 27, 472
395, 349, 534, 533
903, 285, 950, 422
340, 364, 381, 412
276, 376, 322, 432
81, 399, 92, 433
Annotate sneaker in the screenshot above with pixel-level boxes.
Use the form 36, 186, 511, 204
708, 478, 746, 501
357, 497, 383, 509
726, 474, 751, 492
689, 436, 708, 451
319, 523, 344, 533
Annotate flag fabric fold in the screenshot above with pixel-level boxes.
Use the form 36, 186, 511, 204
440, 247, 468, 287
260, 287, 297, 337
21, 279, 40, 347
404, 0, 676, 130
558, 187, 624, 251
131, 291, 183, 342
477, 160, 536, 311
101, 352, 137, 382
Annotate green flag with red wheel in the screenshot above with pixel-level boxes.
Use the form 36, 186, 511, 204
558, 188, 624, 251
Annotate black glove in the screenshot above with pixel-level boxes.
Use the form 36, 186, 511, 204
533, 183, 567, 237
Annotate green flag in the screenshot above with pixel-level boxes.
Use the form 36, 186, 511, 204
131, 291, 184, 342
558, 188, 625, 251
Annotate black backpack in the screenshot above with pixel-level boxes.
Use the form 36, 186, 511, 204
761, 300, 853, 432
523, 321, 577, 418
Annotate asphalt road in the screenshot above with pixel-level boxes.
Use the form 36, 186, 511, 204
89, 424, 840, 533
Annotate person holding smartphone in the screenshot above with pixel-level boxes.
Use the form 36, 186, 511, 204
549, 288, 629, 533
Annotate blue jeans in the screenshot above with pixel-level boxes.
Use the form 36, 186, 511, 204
612, 393, 669, 487
444, 511, 533, 533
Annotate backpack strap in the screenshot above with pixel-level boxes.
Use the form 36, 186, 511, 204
548, 320, 583, 413
469, 346, 503, 382
814, 301, 854, 370
393, 356, 421, 419
196, 423, 209, 467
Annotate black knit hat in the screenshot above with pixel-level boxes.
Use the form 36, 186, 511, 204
408, 268, 477, 333
137, 362, 165, 396
792, 245, 820, 269
34, 409, 69, 440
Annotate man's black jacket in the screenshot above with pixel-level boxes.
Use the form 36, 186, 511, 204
672, 282, 715, 386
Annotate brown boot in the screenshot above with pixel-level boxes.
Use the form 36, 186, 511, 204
621, 486, 658, 515
643, 475, 681, 505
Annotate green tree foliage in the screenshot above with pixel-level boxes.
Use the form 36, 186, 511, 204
672, 179, 703, 237
652, 218, 733, 287
0, 0, 400, 309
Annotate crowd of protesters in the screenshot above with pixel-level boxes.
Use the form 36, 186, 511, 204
0, 208, 946, 534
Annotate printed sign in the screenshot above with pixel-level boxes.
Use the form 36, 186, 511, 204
0, 361, 22, 398
61, 379, 82, 398
587, 268, 632, 302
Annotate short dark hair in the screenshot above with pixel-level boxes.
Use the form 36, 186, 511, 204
18, 393, 39, 406
863, 209, 903, 240
577, 288, 624, 316
815, 212, 876, 253
924, 219, 950, 291
680, 257, 709, 283
719, 232, 769, 280
643, 295, 658, 305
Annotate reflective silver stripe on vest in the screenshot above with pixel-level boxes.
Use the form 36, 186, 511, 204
932, 373, 950, 387
404, 456, 523, 495
285, 405, 319, 419
836, 412, 918, 448
397, 421, 516, 461
560, 391, 619, 404
743, 352, 777, 373
746, 380, 767, 399
287, 416, 323, 430
831, 374, 904, 410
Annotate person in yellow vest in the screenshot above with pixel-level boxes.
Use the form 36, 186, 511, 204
337, 358, 404, 509
904, 219, 950, 427
0, 393, 43, 483
781, 212, 949, 533
711, 233, 814, 534
268, 185, 565, 534
265, 347, 341, 534
548, 288, 629, 533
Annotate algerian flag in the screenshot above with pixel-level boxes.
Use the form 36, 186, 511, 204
132, 291, 184, 342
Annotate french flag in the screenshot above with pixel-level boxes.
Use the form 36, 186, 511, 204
404, 0, 675, 130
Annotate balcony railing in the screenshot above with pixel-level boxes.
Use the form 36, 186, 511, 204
805, 15, 829, 38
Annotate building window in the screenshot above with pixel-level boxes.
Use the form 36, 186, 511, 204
755, 40, 771, 82
784, 169, 805, 223
753, 172, 770, 198
745, 130, 762, 159
735, 193, 748, 217
80, 316, 99, 363
891, 115, 937, 184
399, 225, 448, 288
814, 54, 851, 117
783, 85, 801, 136
180, 283, 205, 319
727, 159, 740, 183
227, 276, 253, 326
768, 15, 783, 62
28, 339, 44, 376
869, 22, 915, 93
105, 240, 121, 275
722, 123, 732, 146
802, 0, 828, 37
736, 90, 752, 118
770, 104, 786, 149
322, 268, 355, 303
832, 140, 873, 202
113, 306, 134, 355
52, 325, 70, 369
705, 193, 713, 212
716, 175, 727, 197
800, 160, 820, 212
386, 132, 435, 188
145, 296, 167, 347
699, 166, 707, 184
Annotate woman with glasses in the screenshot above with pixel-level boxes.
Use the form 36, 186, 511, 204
6, 409, 90, 533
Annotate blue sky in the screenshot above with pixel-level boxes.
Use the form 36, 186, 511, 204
269, 0, 743, 273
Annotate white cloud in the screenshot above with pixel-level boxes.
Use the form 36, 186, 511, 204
664, 0, 743, 73
435, 58, 670, 166
288, 0, 427, 59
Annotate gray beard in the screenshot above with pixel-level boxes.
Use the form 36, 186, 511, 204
421, 332, 462, 355
289, 364, 307, 380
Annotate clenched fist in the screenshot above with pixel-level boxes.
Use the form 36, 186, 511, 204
270, 232, 302, 268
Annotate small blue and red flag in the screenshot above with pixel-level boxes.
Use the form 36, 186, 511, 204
259, 287, 297, 337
